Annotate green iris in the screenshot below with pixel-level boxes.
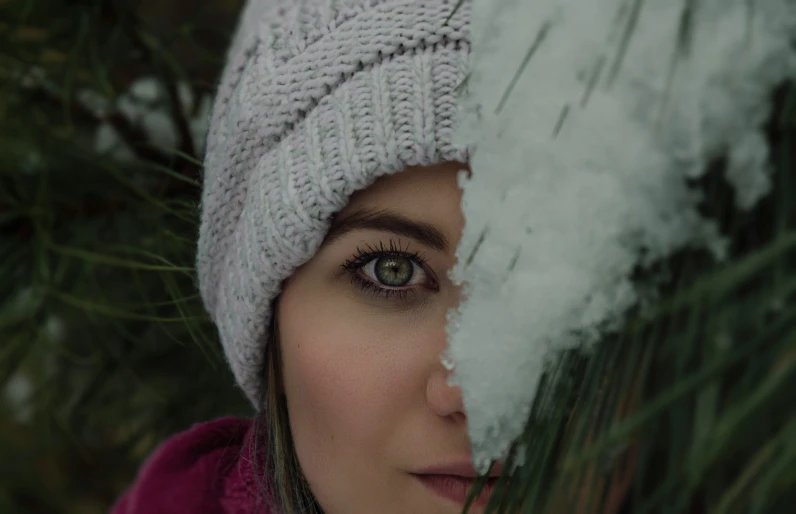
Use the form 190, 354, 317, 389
374, 256, 413, 286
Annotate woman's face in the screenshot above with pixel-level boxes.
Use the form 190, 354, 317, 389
277, 161, 496, 513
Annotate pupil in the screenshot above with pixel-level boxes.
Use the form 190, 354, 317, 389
375, 257, 413, 286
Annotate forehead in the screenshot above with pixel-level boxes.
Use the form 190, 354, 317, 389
338, 162, 469, 230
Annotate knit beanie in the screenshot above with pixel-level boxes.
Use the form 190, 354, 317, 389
197, 0, 473, 407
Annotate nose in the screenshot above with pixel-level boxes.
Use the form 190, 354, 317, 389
424, 281, 467, 422
426, 364, 466, 423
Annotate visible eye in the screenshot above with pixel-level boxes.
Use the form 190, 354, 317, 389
363, 253, 427, 285
341, 239, 439, 302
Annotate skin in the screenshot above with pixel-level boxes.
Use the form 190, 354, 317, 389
276, 161, 485, 514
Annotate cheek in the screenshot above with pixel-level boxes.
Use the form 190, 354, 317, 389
278, 287, 424, 489
283, 318, 396, 444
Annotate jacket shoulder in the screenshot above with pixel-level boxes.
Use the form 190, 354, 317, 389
110, 417, 263, 514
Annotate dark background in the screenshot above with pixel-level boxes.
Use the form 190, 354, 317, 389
1, 1, 251, 512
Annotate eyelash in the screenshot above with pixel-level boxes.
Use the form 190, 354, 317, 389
341, 238, 437, 302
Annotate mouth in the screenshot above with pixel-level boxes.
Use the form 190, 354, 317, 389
412, 473, 498, 507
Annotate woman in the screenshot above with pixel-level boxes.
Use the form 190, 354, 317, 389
111, 0, 500, 512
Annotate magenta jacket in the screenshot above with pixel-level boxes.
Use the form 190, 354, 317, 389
111, 417, 274, 514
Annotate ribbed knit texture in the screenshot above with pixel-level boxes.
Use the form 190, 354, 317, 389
198, 0, 473, 406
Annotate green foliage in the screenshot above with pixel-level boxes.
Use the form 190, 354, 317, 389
471, 83, 796, 514
0, 1, 249, 512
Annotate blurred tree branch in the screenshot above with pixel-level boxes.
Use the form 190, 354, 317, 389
0, 1, 247, 513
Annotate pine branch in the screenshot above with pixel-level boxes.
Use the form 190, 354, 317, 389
1, 2, 246, 512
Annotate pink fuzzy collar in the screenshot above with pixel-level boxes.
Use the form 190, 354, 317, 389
111, 417, 274, 514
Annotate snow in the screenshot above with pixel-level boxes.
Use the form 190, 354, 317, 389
3, 372, 33, 424
446, 0, 796, 472
14, 65, 210, 162
88, 77, 212, 162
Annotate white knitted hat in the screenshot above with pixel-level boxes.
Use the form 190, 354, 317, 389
197, 0, 473, 407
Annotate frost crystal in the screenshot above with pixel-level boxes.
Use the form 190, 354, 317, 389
447, 0, 796, 472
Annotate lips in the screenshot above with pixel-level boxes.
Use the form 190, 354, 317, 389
414, 461, 504, 478
413, 473, 497, 507
411, 461, 503, 507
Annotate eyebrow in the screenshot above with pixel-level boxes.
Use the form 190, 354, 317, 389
322, 208, 450, 253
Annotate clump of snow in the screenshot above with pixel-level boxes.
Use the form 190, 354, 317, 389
447, 0, 796, 472
3, 372, 34, 424
43, 315, 67, 344
88, 76, 212, 161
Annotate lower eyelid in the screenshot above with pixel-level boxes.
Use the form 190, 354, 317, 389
349, 273, 417, 301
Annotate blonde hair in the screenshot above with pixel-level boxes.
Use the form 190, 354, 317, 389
251, 298, 323, 513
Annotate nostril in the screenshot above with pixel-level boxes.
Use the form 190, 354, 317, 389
450, 410, 467, 425
426, 367, 466, 420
